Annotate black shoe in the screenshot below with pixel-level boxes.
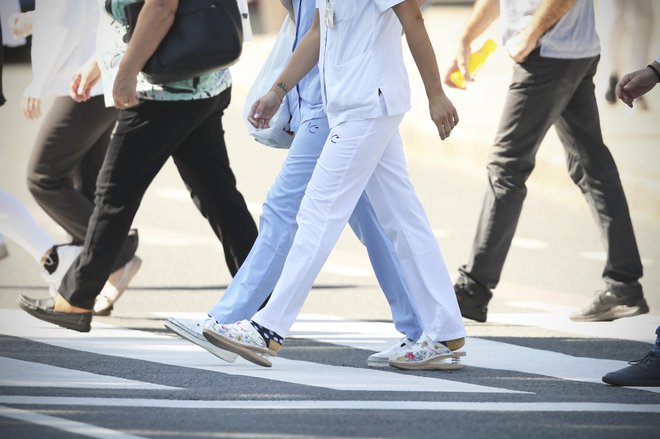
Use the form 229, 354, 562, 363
602, 351, 660, 387
570, 288, 649, 322
605, 74, 618, 104
453, 273, 493, 323
18, 294, 92, 332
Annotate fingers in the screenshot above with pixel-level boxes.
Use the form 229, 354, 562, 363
615, 74, 634, 107
21, 97, 41, 120
435, 111, 458, 141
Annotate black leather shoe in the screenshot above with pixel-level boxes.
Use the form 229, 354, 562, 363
453, 273, 493, 323
18, 294, 92, 332
570, 289, 649, 322
602, 351, 660, 387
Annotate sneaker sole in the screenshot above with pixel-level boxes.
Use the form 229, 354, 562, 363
570, 303, 649, 322
164, 319, 237, 363
389, 351, 466, 371
367, 358, 390, 368
602, 376, 660, 387
202, 328, 273, 367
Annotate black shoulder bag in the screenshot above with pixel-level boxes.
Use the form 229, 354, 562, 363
123, 0, 243, 84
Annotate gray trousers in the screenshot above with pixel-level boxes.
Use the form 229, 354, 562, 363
27, 95, 137, 271
461, 50, 643, 299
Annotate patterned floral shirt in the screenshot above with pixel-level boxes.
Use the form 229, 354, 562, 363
97, 0, 231, 105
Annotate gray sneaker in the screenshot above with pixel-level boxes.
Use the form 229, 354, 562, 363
570, 288, 649, 322
165, 317, 238, 363
367, 337, 416, 368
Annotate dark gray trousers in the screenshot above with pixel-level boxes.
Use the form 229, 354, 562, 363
27, 95, 137, 271
461, 50, 643, 299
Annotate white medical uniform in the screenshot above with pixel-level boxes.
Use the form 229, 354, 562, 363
252, 0, 465, 343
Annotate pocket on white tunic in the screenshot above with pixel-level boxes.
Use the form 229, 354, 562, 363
325, 54, 379, 117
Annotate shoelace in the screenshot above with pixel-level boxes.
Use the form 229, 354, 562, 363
628, 351, 656, 368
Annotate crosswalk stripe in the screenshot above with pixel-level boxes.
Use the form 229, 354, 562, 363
0, 310, 519, 394
0, 357, 178, 390
0, 405, 147, 439
286, 315, 660, 394
1, 397, 659, 413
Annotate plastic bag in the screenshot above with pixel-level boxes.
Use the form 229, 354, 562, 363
243, 16, 295, 149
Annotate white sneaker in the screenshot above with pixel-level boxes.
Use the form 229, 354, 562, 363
94, 256, 142, 316
367, 337, 416, 368
389, 334, 466, 371
164, 317, 238, 363
40, 245, 82, 298
202, 319, 279, 367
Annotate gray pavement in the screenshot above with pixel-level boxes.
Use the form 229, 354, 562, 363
1, 4, 660, 439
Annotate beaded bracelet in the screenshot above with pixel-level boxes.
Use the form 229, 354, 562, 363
647, 64, 660, 83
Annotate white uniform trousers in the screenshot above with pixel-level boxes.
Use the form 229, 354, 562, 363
252, 113, 465, 343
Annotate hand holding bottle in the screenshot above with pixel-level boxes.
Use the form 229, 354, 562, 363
444, 39, 497, 89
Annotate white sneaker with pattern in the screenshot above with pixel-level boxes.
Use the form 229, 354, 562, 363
164, 317, 238, 363
389, 334, 465, 370
367, 337, 416, 368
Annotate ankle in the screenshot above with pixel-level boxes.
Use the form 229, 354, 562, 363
444, 337, 465, 351
53, 295, 91, 313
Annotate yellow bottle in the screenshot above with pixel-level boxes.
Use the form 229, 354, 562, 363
449, 39, 497, 89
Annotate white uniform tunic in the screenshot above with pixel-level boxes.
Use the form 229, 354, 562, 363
316, 0, 411, 127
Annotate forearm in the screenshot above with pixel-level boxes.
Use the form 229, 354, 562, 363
525, 0, 575, 41
270, 13, 320, 100
395, 1, 444, 99
117, 0, 177, 78
459, 0, 499, 45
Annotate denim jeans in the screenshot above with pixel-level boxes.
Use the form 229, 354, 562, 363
209, 117, 423, 341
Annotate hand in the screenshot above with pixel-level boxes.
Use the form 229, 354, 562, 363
443, 42, 472, 89
21, 96, 41, 120
429, 93, 459, 140
615, 65, 659, 108
505, 30, 538, 63
112, 73, 139, 110
10, 12, 33, 38
70, 58, 101, 103
248, 90, 283, 129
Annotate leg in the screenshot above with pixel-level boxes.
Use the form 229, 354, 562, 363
59, 98, 218, 309
208, 118, 329, 322
555, 58, 647, 321
348, 192, 423, 341
362, 131, 464, 343
26, 96, 117, 242
251, 114, 404, 337
171, 89, 256, 277
461, 52, 578, 290
0, 189, 54, 262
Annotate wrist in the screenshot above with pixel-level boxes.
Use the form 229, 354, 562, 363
270, 82, 288, 101
647, 63, 660, 83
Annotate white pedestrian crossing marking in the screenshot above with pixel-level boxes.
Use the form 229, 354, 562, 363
0, 357, 177, 390
0, 405, 147, 439
0, 310, 518, 394
1, 397, 659, 413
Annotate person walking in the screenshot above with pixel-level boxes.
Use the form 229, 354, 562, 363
11, 0, 140, 315
601, 57, 660, 387
445, 0, 648, 323
166, 0, 424, 369
19, 0, 258, 332
202, 0, 466, 371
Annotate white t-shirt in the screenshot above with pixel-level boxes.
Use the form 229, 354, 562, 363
500, 0, 600, 59
316, 0, 410, 127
